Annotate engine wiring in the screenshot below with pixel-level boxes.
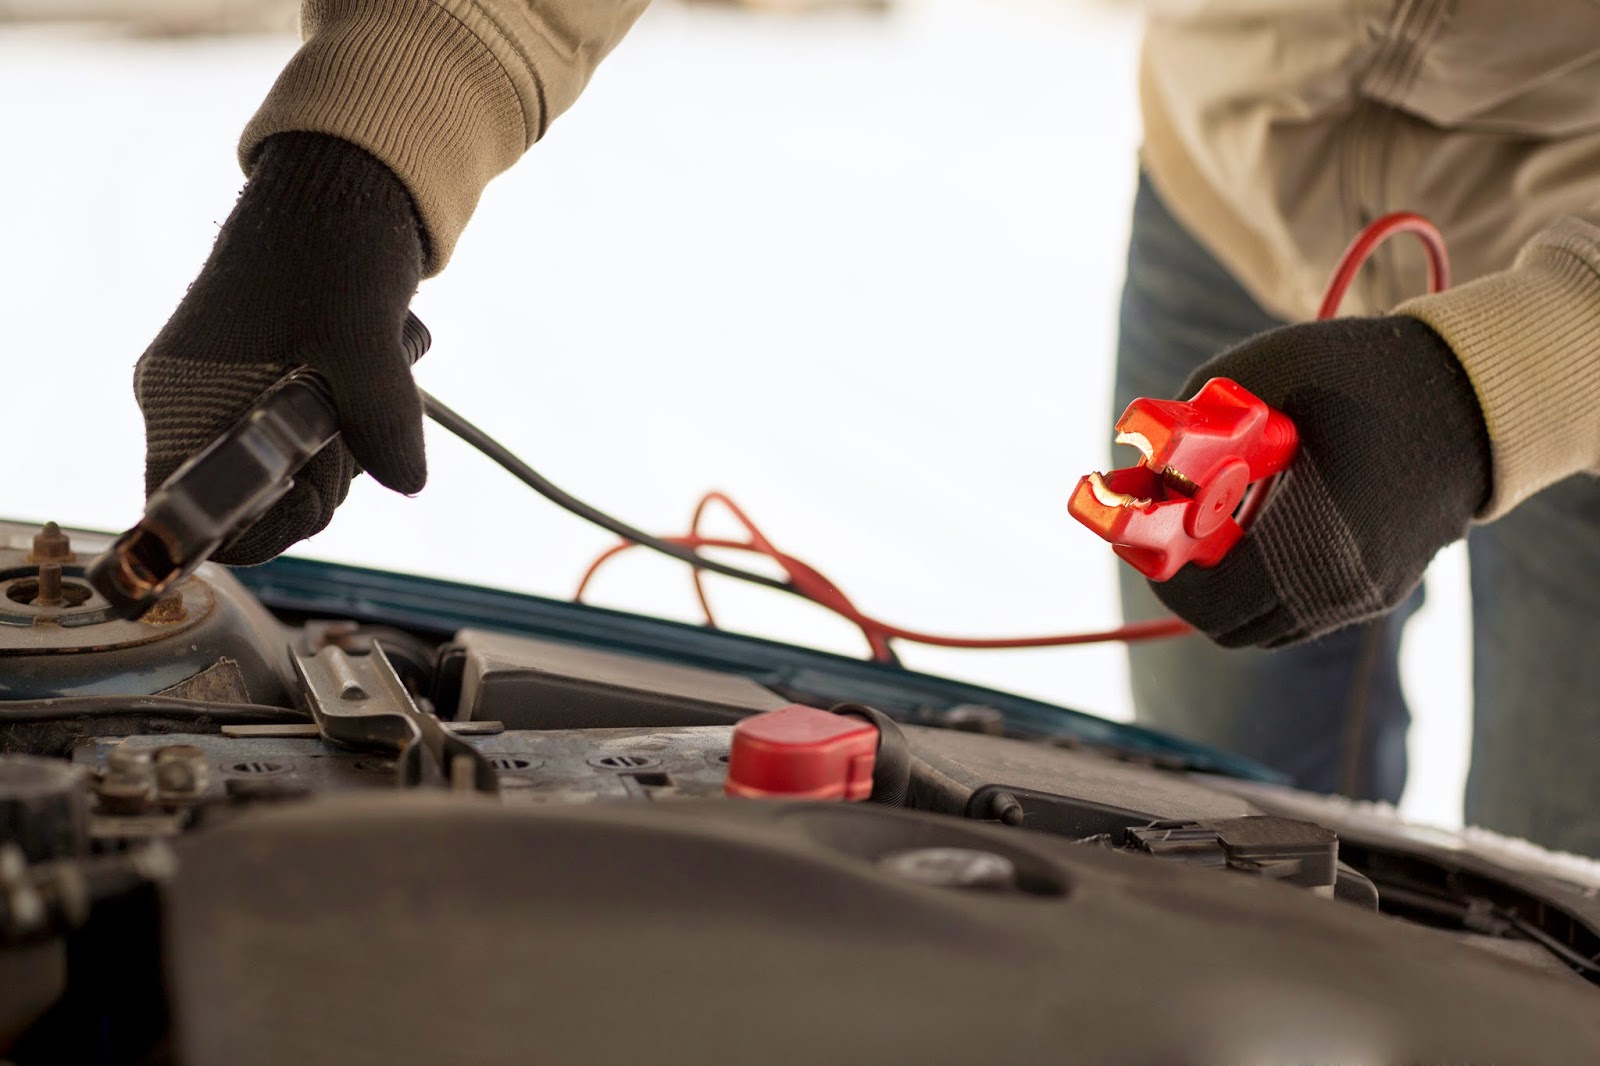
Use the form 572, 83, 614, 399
427, 214, 1450, 665
0, 695, 310, 724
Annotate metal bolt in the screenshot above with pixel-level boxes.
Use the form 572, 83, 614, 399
35, 563, 63, 608
96, 778, 150, 816
29, 522, 73, 563
98, 746, 154, 815
0, 844, 45, 939
142, 594, 187, 625
154, 745, 209, 798
0, 844, 25, 884
105, 746, 153, 779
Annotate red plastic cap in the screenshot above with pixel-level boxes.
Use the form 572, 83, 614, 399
725, 705, 878, 801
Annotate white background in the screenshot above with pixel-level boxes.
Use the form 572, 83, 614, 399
0, 0, 1472, 827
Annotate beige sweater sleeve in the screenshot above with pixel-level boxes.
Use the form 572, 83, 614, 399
241, 0, 648, 273
1396, 218, 1600, 520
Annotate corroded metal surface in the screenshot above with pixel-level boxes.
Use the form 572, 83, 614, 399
0, 521, 214, 655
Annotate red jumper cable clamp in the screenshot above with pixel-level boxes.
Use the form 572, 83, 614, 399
1067, 378, 1298, 582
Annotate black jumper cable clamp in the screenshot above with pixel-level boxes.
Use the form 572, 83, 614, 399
87, 313, 431, 620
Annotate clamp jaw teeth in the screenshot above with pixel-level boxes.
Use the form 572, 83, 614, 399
1113, 429, 1155, 463
1097, 428, 1201, 507
1085, 471, 1151, 510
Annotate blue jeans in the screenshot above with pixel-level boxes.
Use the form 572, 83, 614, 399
1116, 174, 1600, 856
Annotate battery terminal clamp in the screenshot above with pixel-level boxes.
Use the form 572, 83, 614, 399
88, 314, 431, 620
1068, 378, 1298, 581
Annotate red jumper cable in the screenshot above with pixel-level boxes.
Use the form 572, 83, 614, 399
575, 213, 1450, 663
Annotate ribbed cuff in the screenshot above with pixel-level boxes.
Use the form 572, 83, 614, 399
1397, 218, 1600, 519
240, 0, 529, 274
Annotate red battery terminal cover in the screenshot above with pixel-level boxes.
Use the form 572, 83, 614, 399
725, 705, 878, 801
1068, 378, 1298, 582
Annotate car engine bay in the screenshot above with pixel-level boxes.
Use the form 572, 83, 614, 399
2, 518, 1599, 1064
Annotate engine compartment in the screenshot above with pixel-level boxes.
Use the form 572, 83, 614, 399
2, 519, 1598, 1064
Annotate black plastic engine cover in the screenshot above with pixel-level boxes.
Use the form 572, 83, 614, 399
162, 795, 1600, 1065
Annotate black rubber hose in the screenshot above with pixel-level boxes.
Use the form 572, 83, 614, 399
0, 696, 308, 724
832, 703, 911, 806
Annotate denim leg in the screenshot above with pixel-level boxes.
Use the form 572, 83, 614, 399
1465, 474, 1600, 856
1115, 173, 1417, 802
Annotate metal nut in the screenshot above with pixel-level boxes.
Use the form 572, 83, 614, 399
153, 745, 209, 797
95, 777, 151, 816
28, 522, 73, 564
105, 746, 153, 779
98, 746, 155, 814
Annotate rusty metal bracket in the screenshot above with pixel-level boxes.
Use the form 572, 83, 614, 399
291, 643, 498, 794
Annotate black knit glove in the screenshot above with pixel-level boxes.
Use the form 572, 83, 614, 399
134, 131, 426, 565
1150, 316, 1491, 648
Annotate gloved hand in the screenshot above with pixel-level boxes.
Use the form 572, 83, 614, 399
134, 131, 426, 565
1151, 316, 1491, 648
